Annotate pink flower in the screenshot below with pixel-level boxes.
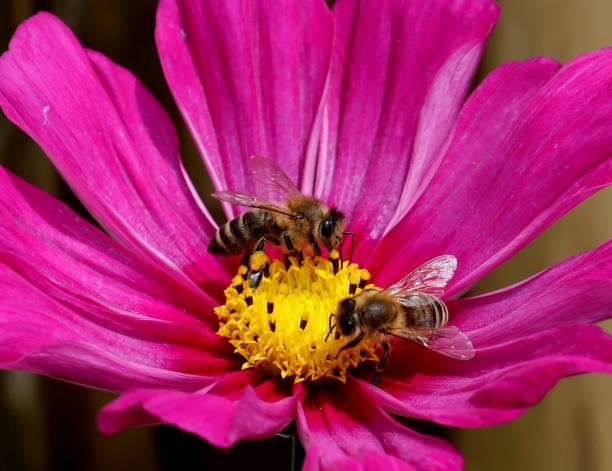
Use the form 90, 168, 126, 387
1, 1, 611, 469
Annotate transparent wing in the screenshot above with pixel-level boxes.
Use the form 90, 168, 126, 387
389, 325, 474, 360
212, 191, 297, 218
249, 156, 301, 202
384, 255, 457, 297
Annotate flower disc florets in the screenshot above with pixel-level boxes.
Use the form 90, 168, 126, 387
215, 251, 379, 383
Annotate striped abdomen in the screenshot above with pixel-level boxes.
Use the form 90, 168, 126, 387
208, 210, 270, 255
401, 292, 449, 330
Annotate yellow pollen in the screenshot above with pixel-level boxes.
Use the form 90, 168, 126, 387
214, 253, 379, 383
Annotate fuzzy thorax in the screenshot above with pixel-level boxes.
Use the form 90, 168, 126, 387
215, 251, 379, 383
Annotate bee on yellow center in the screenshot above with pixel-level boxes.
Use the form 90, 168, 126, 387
214, 251, 379, 383
211, 157, 473, 384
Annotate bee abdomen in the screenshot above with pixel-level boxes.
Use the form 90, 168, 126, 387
430, 298, 449, 329
208, 210, 266, 255
403, 293, 449, 329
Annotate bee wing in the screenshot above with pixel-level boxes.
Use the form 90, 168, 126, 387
388, 325, 474, 360
249, 156, 302, 202
384, 255, 457, 297
212, 191, 298, 218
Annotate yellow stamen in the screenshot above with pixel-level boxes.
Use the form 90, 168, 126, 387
215, 253, 379, 383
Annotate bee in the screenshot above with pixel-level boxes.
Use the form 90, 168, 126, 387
331, 255, 474, 385
208, 157, 348, 286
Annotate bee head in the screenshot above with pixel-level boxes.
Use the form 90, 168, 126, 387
319, 207, 345, 251
336, 297, 357, 335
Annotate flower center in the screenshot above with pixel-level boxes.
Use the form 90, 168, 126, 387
214, 251, 379, 383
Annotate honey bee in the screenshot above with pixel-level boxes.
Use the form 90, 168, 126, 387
208, 157, 348, 286
331, 255, 474, 385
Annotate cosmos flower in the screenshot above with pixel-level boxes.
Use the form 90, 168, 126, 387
0, 0, 611, 469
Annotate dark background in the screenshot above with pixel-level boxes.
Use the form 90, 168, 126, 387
0, 1, 611, 470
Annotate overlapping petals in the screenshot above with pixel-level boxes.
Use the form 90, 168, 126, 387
0, 167, 236, 391
0, 1, 611, 470
364, 241, 612, 427
315, 0, 499, 261
372, 53, 612, 292
99, 371, 297, 448
156, 0, 333, 216
0, 13, 228, 295
296, 382, 462, 471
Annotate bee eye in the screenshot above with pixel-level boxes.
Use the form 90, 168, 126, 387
343, 298, 355, 310
320, 219, 334, 238
338, 297, 355, 313
339, 312, 355, 335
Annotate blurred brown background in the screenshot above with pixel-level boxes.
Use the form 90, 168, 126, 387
0, 1, 610, 470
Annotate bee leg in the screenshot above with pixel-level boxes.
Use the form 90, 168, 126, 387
238, 252, 251, 280
282, 231, 295, 252
239, 252, 250, 266
339, 332, 363, 352
254, 236, 266, 252
239, 252, 250, 267
282, 231, 304, 266
249, 270, 263, 289
310, 236, 322, 257
372, 341, 390, 386
248, 237, 268, 289
329, 249, 341, 275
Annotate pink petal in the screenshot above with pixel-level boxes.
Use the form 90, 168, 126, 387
366, 242, 612, 427
452, 239, 612, 344
0, 13, 227, 293
0, 168, 238, 391
0, 264, 235, 391
98, 371, 296, 448
372, 51, 612, 292
365, 325, 612, 428
296, 381, 462, 471
315, 0, 498, 261
156, 0, 333, 216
